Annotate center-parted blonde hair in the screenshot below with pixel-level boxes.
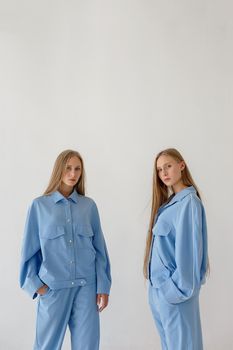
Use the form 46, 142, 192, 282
43, 149, 86, 196
143, 148, 201, 279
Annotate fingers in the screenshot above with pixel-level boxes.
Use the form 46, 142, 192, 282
37, 284, 48, 296
96, 294, 109, 312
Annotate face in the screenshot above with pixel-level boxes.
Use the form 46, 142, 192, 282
61, 156, 82, 189
156, 154, 185, 189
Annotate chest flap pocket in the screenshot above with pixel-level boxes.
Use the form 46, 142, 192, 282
153, 220, 171, 237
75, 223, 95, 250
76, 223, 94, 237
40, 225, 66, 240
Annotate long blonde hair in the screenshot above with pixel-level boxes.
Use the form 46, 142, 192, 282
143, 148, 201, 279
44, 149, 86, 196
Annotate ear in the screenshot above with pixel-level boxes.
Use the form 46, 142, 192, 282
180, 161, 185, 171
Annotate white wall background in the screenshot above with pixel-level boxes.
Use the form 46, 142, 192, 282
0, 0, 233, 349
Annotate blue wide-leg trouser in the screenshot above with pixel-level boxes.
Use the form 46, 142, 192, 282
148, 284, 203, 350
34, 283, 99, 350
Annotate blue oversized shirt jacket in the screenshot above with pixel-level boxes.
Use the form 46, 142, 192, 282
20, 190, 111, 299
149, 186, 208, 304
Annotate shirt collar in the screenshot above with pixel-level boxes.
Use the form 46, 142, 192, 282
51, 189, 79, 204
163, 186, 196, 208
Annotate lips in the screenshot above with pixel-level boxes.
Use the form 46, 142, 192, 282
164, 178, 170, 181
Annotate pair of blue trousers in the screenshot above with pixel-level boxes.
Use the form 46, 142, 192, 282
34, 283, 99, 350
148, 284, 203, 350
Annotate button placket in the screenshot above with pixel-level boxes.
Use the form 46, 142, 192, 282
65, 202, 75, 280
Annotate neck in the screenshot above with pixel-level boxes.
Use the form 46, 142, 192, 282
59, 184, 74, 198
172, 182, 188, 194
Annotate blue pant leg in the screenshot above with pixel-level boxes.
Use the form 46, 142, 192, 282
157, 289, 203, 350
148, 285, 168, 350
68, 283, 100, 350
34, 288, 75, 350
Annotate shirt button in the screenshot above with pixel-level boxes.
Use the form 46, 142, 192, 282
71, 282, 74, 285
67, 218, 70, 223
69, 240, 72, 243
70, 260, 73, 264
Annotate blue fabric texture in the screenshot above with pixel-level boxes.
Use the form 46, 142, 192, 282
20, 190, 111, 299
149, 186, 208, 304
148, 186, 208, 349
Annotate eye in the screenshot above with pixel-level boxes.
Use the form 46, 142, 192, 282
66, 166, 72, 171
167, 164, 172, 168
157, 168, 162, 173
75, 167, 81, 171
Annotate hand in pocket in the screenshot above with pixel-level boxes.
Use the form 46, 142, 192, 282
37, 284, 49, 296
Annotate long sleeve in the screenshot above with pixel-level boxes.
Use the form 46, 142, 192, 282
91, 202, 111, 295
160, 195, 205, 304
19, 201, 44, 299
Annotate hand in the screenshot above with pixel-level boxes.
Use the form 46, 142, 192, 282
96, 294, 109, 312
37, 284, 48, 296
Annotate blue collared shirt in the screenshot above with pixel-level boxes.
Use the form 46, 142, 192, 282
149, 186, 208, 304
20, 190, 111, 299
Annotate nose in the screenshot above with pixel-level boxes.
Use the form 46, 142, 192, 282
162, 167, 167, 176
70, 169, 76, 178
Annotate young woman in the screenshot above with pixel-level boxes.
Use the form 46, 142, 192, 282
144, 148, 208, 350
20, 149, 111, 350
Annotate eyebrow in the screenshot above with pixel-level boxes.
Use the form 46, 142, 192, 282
156, 161, 172, 169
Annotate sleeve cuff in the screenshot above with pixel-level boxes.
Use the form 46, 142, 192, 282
97, 280, 111, 295
23, 275, 44, 299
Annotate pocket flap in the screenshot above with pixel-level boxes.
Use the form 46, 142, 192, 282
153, 220, 171, 236
41, 225, 66, 239
76, 224, 94, 237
